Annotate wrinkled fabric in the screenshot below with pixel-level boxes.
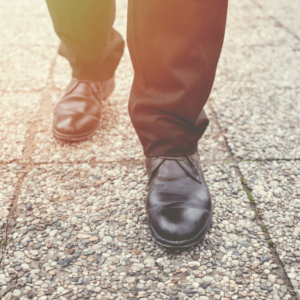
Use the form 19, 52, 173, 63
46, 0, 125, 81
46, 0, 228, 156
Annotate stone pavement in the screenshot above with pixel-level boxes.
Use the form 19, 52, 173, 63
0, 0, 299, 299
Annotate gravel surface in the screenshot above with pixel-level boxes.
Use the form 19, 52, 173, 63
0, 0, 58, 92
254, 0, 300, 36
2, 164, 290, 300
0, 164, 22, 220
239, 161, 300, 298
211, 0, 300, 160
0, 93, 41, 162
0, 0, 299, 299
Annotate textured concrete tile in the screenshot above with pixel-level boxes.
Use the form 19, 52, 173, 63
4, 162, 290, 299
0, 10, 58, 48
0, 45, 57, 92
223, 0, 299, 48
0, 0, 50, 16
254, 0, 300, 36
239, 160, 300, 296
0, 163, 22, 220
0, 163, 23, 261
211, 0, 300, 160
0, 0, 58, 92
199, 104, 230, 163
0, 92, 41, 162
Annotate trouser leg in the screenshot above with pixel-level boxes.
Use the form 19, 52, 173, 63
127, 0, 228, 157
46, 0, 125, 81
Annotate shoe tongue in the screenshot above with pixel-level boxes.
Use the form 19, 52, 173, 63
157, 159, 187, 177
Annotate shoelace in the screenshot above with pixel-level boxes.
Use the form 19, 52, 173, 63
157, 156, 202, 176
65, 79, 103, 101
157, 156, 185, 161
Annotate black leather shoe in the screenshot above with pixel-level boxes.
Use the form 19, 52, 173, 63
146, 150, 212, 249
52, 77, 114, 142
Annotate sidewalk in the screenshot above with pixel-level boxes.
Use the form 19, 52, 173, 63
0, 0, 299, 300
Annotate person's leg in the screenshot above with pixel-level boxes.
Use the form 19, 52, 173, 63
46, 0, 125, 141
46, 0, 124, 81
127, 0, 228, 157
127, 0, 228, 248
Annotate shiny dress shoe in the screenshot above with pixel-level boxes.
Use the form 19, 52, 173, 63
52, 77, 115, 142
146, 150, 212, 249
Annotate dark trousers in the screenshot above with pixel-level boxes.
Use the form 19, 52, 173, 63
46, 0, 228, 157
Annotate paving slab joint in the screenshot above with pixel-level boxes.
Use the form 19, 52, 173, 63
0, 280, 19, 299
210, 97, 299, 299
28, 158, 145, 168
238, 172, 299, 300
0, 171, 27, 268
243, 158, 300, 163
89, 158, 145, 168
207, 101, 240, 165
251, 0, 300, 42
0, 53, 58, 268
22, 53, 58, 167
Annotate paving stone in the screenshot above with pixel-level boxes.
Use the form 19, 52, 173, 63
4, 162, 286, 299
0, 164, 22, 209
239, 160, 300, 296
0, 0, 298, 299
255, 0, 300, 36
0, 92, 41, 162
0, 0, 57, 93
0, 0, 57, 161
211, 0, 300, 160
0, 163, 22, 262
0, 45, 57, 92
0, 9, 58, 47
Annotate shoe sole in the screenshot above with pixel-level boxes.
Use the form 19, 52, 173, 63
147, 208, 213, 250
52, 78, 115, 142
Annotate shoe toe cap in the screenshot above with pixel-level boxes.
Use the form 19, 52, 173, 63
149, 206, 211, 242
53, 113, 99, 136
